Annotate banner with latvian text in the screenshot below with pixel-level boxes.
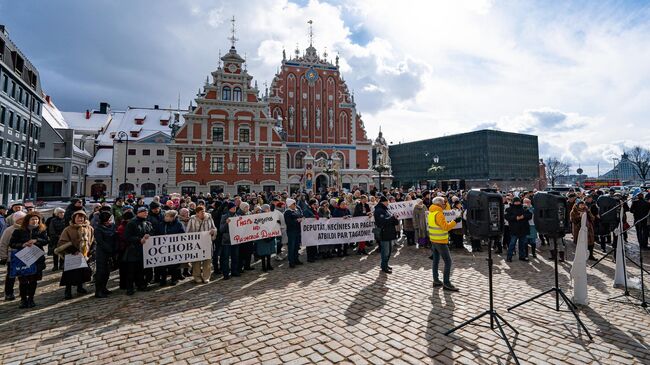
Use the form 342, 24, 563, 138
301, 217, 375, 246
143, 231, 212, 268
228, 212, 282, 245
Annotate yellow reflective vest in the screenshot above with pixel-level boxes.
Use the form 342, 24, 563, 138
427, 205, 457, 244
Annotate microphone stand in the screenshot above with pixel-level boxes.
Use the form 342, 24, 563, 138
507, 235, 593, 340
445, 237, 520, 364
590, 197, 634, 267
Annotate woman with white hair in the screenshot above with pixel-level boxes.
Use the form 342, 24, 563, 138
238, 202, 255, 272
47, 207, 66, 271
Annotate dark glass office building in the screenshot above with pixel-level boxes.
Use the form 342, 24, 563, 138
389, 130, 539, 190
0, 25, 43, 205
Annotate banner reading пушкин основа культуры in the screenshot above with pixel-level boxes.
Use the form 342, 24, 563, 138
300, 216, 375, 246
143, 231, 212, 268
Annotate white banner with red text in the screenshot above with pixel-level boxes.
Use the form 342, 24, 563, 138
387, 201, 418, 220
301, 216, 375, 246
228, 212, 282, 245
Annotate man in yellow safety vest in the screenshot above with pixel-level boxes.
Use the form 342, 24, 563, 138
428, 196, 462, 291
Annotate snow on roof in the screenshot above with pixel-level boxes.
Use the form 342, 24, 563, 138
73, 145, 92, 159
96, 107, 184, 145
41, 97, 68, 129
60, 111, 112, 132
86, 148, 113, 177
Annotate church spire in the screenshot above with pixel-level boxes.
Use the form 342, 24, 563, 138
308, 20, 314, 46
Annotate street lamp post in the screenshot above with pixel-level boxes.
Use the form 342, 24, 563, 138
324, 157, 334, 188
377, 150, 383, 191
373, 150, 390, 193
117, 131, 129, 197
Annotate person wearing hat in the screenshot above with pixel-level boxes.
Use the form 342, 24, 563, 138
186, 206, 217, 283
284, 198, 304, 268
147, 201, 165, 284
505, 197, 532, 262
63, 198, 84, 226
0, 211, 27, 301
47, 208, 67, 271
255, 204, 276, 272
220, 202, 240, 279
7, 202, 24, 218
570, 199, 596, 261
374, 195, 399, 274
94, 211, 116, 298
302, 198, 320, 262
112, 198, 124, 223
55, 210, 94, 300
9, 211, 48, 308
156, 210, 185, 286
123, 207, 155, 295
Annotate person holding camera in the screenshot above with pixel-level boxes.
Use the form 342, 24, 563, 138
428, 197, 461, 290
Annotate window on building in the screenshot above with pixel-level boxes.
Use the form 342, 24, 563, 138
156, 167, 164, 174
37, 165, 63, 173
10, 81, 16, 99
0, 105, 5, 124
127, 167, 135, 173
142, 167, 150, 173
15, 116, 20, 133
238, 157, 250, 173
142, 149, 150, 156
8, 110, 13, 128
211, 156, 224, 173
128, 149, 136, 155
0, 139, 3, 155
295, 151, 305, 169
5, 142, 11, 158
13, 142, 19, 159
212, 127, 224, 142
156, 149, 164, 156
20, 146, 24, 160
263, 157, 276, 173
22, 117, 27, 134
182, 156, 196, 173
1, 74, 7, 93
222, 86, 231, 100
239, 128, 250, 143
233, 87, 242, 102
72, 166, 79, 174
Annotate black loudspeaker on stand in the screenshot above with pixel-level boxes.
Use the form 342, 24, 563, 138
445, 190, 521, 365
507, 192, 593, 340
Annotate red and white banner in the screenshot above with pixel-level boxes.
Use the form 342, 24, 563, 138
228, 212, 282, 245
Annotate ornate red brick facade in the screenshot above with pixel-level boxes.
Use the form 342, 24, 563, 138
168, 45, 286, 195
268, 43, 374, 193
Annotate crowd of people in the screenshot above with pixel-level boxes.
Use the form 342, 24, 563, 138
1, 185, 648, 309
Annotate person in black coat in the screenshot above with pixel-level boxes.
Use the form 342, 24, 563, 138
220, 202, 240, 279
123, 207, 154, 295
630, 193, 650, 250
9, 212, 48, 309
331, 200, 352, 257
156, 210, 185, 286
210, 200, 225, 274
505, 197, 532, 262
302, 199, 320, 263
94, 211, 115, 298
284, 198, 304, 268
63, 198, 84, 227
374, 196, 398, 273
47, 208, 66, 271
147, 201, 164, 284
353, 195, 373, 255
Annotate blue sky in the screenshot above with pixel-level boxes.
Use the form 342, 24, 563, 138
1, 0, 649, 176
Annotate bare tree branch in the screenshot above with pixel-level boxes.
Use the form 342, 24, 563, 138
545, 157, 570, 187
627, 146, 650, 181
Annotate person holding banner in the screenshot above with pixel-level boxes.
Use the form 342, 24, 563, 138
374, 196, 399, 274
353, 195, 373, 255
237, 202, 256, 272
428, 197, 461, 290
302, 199, 320, 263
10, 212, 48, 308
256, 204, 275, 272
332, 199, 352, 257
123, 207, 155, 295
187, 206, 217, 284
0, 211, 26, 301
55, 210, 94, 300
284, 198, 304, 268
156, 210, 186, 286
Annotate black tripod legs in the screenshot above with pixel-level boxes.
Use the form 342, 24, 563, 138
557, 290, 593, 340
445, 310, 520, 365
507, 288, 555, 312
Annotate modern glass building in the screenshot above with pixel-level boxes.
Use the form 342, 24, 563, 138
389, 130, 539, 190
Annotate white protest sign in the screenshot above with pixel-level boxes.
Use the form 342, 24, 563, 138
64, 254, 88, 271
143, 231, 212, 268
443, 210, 462, 229
15, 245, 45, 267
301, 216, 375, 246
387, 201, 418, 220
228, 212, 282, 245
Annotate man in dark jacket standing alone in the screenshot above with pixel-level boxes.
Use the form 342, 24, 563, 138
374, 196, 398, 273
630, 193, 650, 250
505, 197, 533, 262
219, 202, 240, 279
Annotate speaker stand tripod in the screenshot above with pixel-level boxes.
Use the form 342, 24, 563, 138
508, 237, 593, 340
445, 238, 520, 364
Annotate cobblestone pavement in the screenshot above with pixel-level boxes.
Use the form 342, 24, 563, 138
1, 237, 649, 365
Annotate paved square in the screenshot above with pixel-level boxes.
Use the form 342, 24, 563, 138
1, 240, 649, 364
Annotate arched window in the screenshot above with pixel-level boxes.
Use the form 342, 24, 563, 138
286, 153, 292, 169
72, 166, 79, 174
314, 151, 328, 161
295, 151, 306, 169
233, 87, 242, 102
222, 86, 231, 100
334, 152, 346, 169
